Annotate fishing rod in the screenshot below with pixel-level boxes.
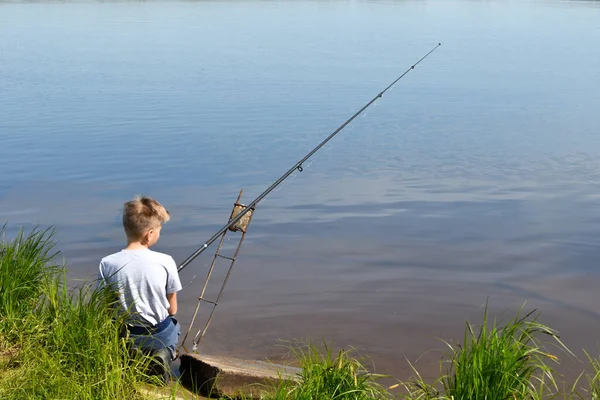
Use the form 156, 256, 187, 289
177, 43, 441, 273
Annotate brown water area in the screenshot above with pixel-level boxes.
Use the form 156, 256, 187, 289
31, 177, 600, 385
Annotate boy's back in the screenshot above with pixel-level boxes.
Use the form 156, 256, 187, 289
100, 248, 182, 326
98, 196, 182, 381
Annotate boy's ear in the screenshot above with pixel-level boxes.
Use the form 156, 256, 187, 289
141, 229, 153, 245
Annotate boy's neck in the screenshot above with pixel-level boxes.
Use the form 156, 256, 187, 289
125, 241, 149, 250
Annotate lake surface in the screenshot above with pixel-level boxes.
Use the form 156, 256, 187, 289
2, 0, 600, 382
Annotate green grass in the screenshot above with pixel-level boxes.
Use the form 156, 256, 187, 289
0, 227, 161, 399
568, 350, 600, 400
584, 351, 600, 399
274, 342, 392, 400
5, 282, 153, 398
441, 306, 563, 399
400, 303, 570, 400
0, 226, 58, 339
218, 342, 392, 400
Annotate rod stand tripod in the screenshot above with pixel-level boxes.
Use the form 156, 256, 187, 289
180, 189, 255, 354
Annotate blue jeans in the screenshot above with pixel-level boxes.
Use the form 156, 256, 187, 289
127, 316, 180, 359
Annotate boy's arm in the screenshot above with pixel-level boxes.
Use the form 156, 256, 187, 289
166, 256, 182, 316
97, 262, 106, 290
167, 292, 178, 315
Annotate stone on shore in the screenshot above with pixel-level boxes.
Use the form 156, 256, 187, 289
179, 353, 300, 398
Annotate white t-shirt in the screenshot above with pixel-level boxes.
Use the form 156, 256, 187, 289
98, 249, 182, 326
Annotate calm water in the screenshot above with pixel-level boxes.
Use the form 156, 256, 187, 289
2, 0, 600, 380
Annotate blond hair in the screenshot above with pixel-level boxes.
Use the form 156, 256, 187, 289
122, 196, 170, 239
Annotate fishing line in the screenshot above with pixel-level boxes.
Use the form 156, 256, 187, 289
177, 43, 441, 273
181, 260, 212, 289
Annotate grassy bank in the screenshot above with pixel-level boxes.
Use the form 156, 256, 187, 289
0, 227, 160, 399
2, 226, 600, 399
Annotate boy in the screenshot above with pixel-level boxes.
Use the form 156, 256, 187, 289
98, 196, 182, 378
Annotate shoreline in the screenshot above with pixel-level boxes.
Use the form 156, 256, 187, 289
3, 228, 600, 399
56, 236, 600, 385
